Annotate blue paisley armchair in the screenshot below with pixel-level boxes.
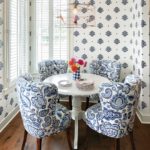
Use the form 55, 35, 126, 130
86, 60, 121, 108
38, 60, 72, 109
38, 60, 68, 81
85, 74, 141, 150
89, 60, 121, 82
16, 75, 72, 150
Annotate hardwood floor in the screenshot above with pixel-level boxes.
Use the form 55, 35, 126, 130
0, 103, 150, 150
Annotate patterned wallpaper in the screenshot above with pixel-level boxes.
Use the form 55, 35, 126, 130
72, 0, 150, 111
73, 0, 133, 80
0, 0, 4, 121
0, 1, 18, 123
131, 0, 150, 111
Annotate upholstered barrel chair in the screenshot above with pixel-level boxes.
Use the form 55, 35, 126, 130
16, 75, 72, 150
38, 60, 72, 109
38, 60, 68, 81
89, 60, 121, 82
86, 60, 121, 109
85, 74, 141, 150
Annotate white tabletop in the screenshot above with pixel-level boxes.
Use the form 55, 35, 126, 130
44, 73, 110, 96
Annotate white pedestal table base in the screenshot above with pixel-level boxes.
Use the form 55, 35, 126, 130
71, 96, 85, 149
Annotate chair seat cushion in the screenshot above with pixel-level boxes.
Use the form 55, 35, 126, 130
85, 103, 102, 132
85, 103, 124, 138
55, 103, 71, 131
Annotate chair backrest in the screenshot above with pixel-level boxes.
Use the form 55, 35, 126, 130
99, 74, 141, 138
38, 60, 68, 81
89, 60, 121, 82
16, 75, 59, 138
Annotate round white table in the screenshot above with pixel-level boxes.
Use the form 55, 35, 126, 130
44, 73, 110, 149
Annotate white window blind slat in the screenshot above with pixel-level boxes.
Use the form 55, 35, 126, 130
8, 0, 29, 83
36, 0, 68, 62
19, 0, 29, 75
8, 0, 18, 82
53, 0, 68, 60
36, 0, 50, 62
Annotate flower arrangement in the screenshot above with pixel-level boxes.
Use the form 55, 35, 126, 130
68, 57, 87, 72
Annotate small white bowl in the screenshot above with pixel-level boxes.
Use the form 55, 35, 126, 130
58, 80, 72, 87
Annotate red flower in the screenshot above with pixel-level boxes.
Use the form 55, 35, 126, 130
71, 64, 78, 72
77, 59, 84, 65
69, 60, 74, 66
69, 57, 87, 72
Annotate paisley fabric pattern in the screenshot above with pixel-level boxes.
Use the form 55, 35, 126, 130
89, 60, 121, 82
38, 60, 68, 81
16, 75, 71, 138
89, 60, 121, 102
38, 60, 68, 100
19, 73, 33, 81
85, 74, 141, 138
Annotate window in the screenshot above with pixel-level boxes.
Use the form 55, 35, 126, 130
53, 0, 68, 60
35, 0, 69, 63
5, 0, 29, 84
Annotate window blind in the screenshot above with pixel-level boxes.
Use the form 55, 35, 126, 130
8, 0, 29, 83
36, 0, 50, 62
8, 0, 18, 82
53, 0, 68, 60
19, 0, 29, 75
36, 0, 68, 63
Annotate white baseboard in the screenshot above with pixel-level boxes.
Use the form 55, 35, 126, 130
0, 106, 19, 133
136, 109, 150, 124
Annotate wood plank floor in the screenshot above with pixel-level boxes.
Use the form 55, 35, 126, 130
0, 103, 150, 150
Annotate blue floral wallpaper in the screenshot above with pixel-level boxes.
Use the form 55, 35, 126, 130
72, 0, 150, 112
131, 0, 150, 111
0, 0, 4, 121
73, 0, 133, 79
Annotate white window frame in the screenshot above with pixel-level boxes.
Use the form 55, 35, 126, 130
30, 0, 71, 74
3, 0, 30, 90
